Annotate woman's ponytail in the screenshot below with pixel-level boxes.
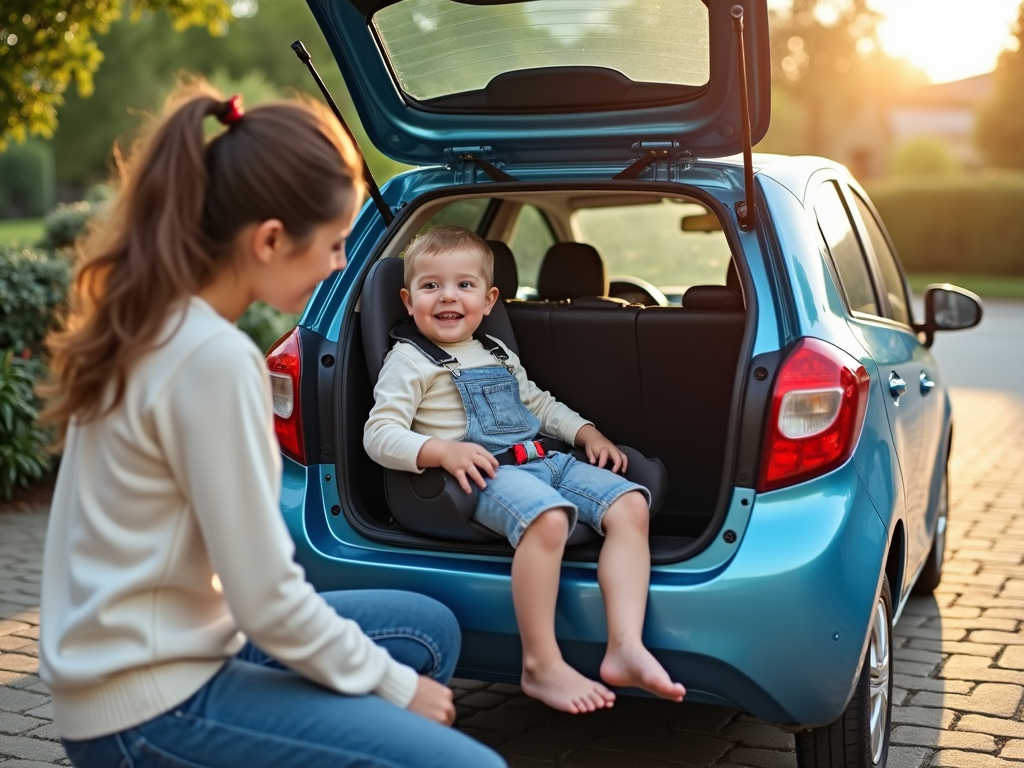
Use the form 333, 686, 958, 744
41, 78, 361, 438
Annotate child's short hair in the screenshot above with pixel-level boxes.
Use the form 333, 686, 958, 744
404, 225, 494, 288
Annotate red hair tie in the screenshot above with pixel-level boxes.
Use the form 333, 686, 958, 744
217, 94, 244, 126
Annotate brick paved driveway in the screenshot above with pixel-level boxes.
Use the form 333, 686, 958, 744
2, 388, 1023, 768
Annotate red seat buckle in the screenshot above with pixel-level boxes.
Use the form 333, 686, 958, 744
511, 440, 546, 465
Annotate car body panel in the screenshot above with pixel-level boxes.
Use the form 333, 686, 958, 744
303, 0, 771, 166
286, 454, 886, 725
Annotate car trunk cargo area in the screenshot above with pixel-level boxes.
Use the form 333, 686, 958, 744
333, 187, 752, 563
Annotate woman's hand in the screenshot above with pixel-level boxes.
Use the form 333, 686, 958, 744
417, 439, 499, 493
575, 425, 628, 474
408, 675, 456, 726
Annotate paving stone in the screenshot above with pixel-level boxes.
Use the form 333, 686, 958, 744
0, 734, 66, 762
928, 618, 1020, 632
456, 725, 513, 749
969, 632, 1024, 646
488, 683, 522, 695
0, 640, 32, 654
560, 747, 678, 768
892, 725, 997, 751
900, 660, 944, 678
910, 683, 1024, 716
957, 715, 1024, 739
0, 713, 46, 736
942, 655, 1024, 685
637, 732, 733, 766
894, 675, 973, 694
930, 750, 1024, 768
909, 640, 1004, 658
719, 721, 793, 750
1001, 742, 1024, 761
0, 624, 30, 640
547, 711, 670, 740
0, 688, 47, 715
21, 722, 58, 742
0, 761, 73, 768
998, 647, 1024, 670
499, 727, 592, 761
724, 747, 798, 768
892, 707, 956, 729
0, 657, 35, 676
888, 747, 935, 768
896, 649, 947, 666
20, 705, 50, 721
450, 678, 490, 690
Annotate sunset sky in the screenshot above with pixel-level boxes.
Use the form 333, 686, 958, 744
771, 0, 1022, 84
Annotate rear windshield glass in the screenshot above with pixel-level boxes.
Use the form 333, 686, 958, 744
372, 0, 711, 102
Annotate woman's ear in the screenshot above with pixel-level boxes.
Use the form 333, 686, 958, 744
250, 219, 287, 265
400, 287, 414, 315
482, 285, 500, 315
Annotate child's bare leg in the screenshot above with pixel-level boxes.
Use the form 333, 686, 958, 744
514, 508, 616, 714
598, 492, 686, 702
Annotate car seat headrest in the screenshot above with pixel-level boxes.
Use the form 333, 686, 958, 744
487, 240, 519, 301
360, 257, 520, 386
537, 242, 608, 300
682, 285, 744, 311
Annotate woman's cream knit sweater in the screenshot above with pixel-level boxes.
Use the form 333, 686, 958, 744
40, 297, 417, 741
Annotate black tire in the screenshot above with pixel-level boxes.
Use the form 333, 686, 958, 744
796, 575, 893, 768
913, 461, 948, 594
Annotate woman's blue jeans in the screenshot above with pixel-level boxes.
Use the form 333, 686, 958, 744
60, 590, 506, 768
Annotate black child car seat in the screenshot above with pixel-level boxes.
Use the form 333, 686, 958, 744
359, 256, 667, 545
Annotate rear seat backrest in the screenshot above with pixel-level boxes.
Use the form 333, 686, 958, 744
636, 307, 745, 520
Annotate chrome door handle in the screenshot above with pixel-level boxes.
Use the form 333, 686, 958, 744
919, 371, 935, 395
888, 371, 908, 404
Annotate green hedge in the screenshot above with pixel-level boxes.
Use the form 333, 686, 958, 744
865, 174, 1024, 276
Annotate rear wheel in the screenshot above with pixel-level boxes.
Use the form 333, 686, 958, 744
796, 575, 893, 768
913, 462, 948, 594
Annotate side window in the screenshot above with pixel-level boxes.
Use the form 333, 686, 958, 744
508, 205, 556, 292
814, 182, 879, 316
852, 194, 912, 327
421, 198, 491, 233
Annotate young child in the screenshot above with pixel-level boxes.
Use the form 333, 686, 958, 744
364, 225, 687, 714
38, 83, 505, 768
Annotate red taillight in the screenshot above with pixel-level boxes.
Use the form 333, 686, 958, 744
266, 328, 306, 464
758, 338, 870, 492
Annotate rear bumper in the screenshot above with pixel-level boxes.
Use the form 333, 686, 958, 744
283, 457, 887, 726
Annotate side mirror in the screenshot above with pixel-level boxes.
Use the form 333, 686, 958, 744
917, 284, 983, 347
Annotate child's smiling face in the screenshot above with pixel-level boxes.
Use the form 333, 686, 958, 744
401, 246, 499, 346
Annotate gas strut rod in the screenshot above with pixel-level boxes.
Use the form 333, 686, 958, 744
730, 6, 756, 231
291, 40, 394, 226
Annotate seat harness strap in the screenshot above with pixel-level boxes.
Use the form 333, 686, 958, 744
390, 319, 510, 378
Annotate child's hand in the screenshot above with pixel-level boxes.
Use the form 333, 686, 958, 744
575, 425, 629, 474
418, 439, 499, 493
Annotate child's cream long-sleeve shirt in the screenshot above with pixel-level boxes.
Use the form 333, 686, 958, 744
364, 336, 592, 472
40, 297, 418, 741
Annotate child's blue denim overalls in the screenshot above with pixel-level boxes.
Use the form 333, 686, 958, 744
397, 327, 650, 548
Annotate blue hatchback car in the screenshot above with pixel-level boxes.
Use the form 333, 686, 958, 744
267, 2, 983, 767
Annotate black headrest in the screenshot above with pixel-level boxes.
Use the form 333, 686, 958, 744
360, 257, 520, 386
487, 240, 518, 301
537, 242, 608, 300
682, 285, 744, 311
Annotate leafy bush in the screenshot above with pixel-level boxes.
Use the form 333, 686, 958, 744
0, 245, 72, 355
0, 351, 52, 500
37, 200, 102, 251
865, 173, 1024, 276
237, 302, 298, 353
890, 136, 960, 176
0, 139, 55, 218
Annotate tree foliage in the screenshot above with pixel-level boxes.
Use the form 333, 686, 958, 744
0, 0, 232, 150
44, 0, 407, 193
768, 0, 923, 156
976, 2, 1024, 172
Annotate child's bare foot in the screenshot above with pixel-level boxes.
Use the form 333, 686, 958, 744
521, 658, 617, 714
600, 643, 686, 702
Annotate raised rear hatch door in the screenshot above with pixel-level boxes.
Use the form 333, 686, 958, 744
305, 0, 771, 166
